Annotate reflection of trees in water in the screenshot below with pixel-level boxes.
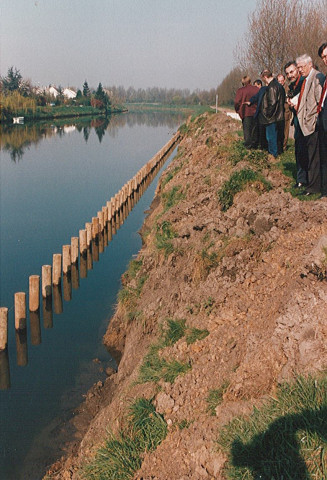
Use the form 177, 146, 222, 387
1, 111, 185, 161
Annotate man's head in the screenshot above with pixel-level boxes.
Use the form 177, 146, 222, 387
254, 79, 262, 88
284, 61, 299, 82
277, 74, 285, 86
260, 69, 273, 85
318, 42, 327, 67
296, 54, 313, 78
241, 76, 251, 86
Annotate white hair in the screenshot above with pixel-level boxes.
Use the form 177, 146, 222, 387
296, 54, 312, 64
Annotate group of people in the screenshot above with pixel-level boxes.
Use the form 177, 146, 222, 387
234, 42, 327, 198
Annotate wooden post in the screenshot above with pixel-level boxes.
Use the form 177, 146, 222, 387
29, 275, 40, 312
42, 265, 52, 298
0, 308, 8, 351
79, 229, 87, 255
92, 217, 100, 239
97, 210, 104, 232
71, 237, 79, 264
102, 205, 108, 224
62, 245, 71, 275
85, 223, 92, 248
14, 292, 26, 330
52, 253, 62, 285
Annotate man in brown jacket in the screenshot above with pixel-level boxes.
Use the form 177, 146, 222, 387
234, 76, 258, 149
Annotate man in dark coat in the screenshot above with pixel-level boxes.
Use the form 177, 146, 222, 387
258, 69, 285, 159
318, 42, 327, 198
234, 76, 259, 149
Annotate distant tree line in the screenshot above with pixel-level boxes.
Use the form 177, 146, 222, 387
217, 0, 327, 106
106, 85, 217, 106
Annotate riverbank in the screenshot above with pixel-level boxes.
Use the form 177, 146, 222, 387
44, 111, 327, 479
0, 105, 127, 124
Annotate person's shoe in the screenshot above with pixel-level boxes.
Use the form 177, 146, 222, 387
303, 191, 313, 196
293, 182, 306, 188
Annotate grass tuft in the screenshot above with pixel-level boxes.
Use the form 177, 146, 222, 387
162, 185, 185, 212
218, 168, 271, 211
155, 221, 178, 257
217, 374, 327, 479
81, 398, 167, 480
186, 327, 209, 345
207, 381, 230, 416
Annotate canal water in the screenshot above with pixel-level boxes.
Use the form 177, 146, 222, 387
0, 111, 185, 479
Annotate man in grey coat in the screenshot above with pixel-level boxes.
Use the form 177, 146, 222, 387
296, 54, 323, 195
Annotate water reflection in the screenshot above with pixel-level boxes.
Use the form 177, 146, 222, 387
3, 142, 176, 387
0, 111, 184, 161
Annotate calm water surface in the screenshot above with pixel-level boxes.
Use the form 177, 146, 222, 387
0, 112, 184, 479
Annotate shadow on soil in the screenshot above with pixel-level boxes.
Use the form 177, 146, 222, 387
231, 407, 327, 479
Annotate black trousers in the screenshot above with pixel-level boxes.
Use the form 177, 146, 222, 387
298, 130, 321, 193
319, 125, 327, 196
242, 116, 257, 148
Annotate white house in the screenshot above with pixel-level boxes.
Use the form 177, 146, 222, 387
48, 86, 59, 98
63, 88, 77, 99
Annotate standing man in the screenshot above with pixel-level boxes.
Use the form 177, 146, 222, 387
258, 69, 285, 159
234, 76, 258, 149
317, 43, 327, 198
296, 54, 323, 195
278, 73, 292, 151
284, 61, 306, 187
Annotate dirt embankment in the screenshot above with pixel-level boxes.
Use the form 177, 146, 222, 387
46, 112, 327, 479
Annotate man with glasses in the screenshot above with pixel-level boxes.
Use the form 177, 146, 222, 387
295, 54, 323, 195
284, 61, 306, 188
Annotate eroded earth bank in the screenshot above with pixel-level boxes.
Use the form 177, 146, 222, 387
46, 111, 327, 479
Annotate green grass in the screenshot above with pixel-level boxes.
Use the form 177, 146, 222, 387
138, 318, 208, 384
217, 374, 327, 479
186, 327, 209, 345
161, 318, 186, 346
201, 247, 219, 273
138, 345, 191, 384
155, 221, 178, 257
218, 168, 272, 211
206, 381, 230, 416
82, 398, 167, 480
162, 185, 185, 212
118, 274, 148, 313
161, 163, 183, 188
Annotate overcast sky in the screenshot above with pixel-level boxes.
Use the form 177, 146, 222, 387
1, 0, 257, 91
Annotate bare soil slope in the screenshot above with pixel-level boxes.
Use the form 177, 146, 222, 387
46, 111, 327, 479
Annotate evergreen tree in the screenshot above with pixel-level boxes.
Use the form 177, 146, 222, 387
83, 80, 90, 97
2, 66, 22, 94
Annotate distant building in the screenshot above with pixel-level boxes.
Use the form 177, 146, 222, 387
63, 88, 77, 99
48, 86, 59, 98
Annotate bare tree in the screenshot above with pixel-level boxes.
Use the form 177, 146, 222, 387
237, 0, 327, 74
